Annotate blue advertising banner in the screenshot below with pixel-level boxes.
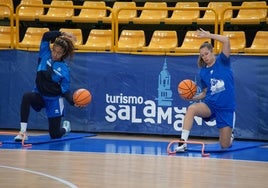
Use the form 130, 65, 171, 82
0, 50, 267, 140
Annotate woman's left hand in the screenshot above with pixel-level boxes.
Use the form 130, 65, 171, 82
61, 32, 77, 43
196, 28, 210, 38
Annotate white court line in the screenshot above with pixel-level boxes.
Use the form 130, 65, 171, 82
0, 165, 78, 188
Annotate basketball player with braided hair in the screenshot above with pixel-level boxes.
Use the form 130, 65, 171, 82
15, 30, 78, 141
175, 28, 236, 152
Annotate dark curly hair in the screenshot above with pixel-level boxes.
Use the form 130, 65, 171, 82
54, 36, 75, 60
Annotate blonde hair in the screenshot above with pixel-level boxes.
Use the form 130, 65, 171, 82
197, 42, 213, 68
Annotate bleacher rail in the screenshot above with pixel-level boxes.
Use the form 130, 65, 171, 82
15, 3, 114, 51
0, 3, 266, 55
113, 6, 218, 55
0, 3, 14, 48
219, 5, 268, 55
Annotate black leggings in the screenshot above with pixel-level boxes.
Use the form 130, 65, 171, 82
21, 92, 66, 139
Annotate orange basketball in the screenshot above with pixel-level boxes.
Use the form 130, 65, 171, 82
178, 79, 197, 100
73, 88, 92, 106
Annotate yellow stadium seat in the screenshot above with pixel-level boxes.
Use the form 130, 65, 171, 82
230, 1, 267, 24
39, 0, 73, 22
109, 2, 137, 24
72, 1, 107, 23
59, 28, 83, 48
244, 31, 268, 54
0, 26, 16, 48
175, 31, 211, 53
17, 0, 44, 21
117, 30, 145, 52
0, 0, 13, 19
133, 2, 168, 24
19, 27, 49, 50
165, 2, 199, 24
220, 31, 246, 53
77, 29, 112, 51
197, 2, 232, 25
143, 30, 178, 52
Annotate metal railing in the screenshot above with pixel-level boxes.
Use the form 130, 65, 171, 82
0, 3, 267, 55
0, 3, 14, 48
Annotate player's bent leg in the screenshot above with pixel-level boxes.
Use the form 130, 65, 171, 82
15, 92, 44, 141
219, 126, 233, 149
48, 117, 71, 139
175, 102, 211, 152
183, 102, 211, 130
48, 116, 63, 139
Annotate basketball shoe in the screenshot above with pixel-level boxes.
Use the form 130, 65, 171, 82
14, 131, 28, 142
174, 139, 187, 152
62, 120, 71, 135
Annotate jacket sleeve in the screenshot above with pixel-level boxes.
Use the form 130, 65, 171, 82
39, 31, 62, 58
42, 31, 62, 42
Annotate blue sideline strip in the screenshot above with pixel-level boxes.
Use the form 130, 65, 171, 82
186, 141, 268, 152
70, 138, 267, 153
84, 138, 267, 153
0, 133, 96, 145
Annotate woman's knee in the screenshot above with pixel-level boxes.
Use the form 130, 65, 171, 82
187, 103, 210, 117
220, 139, 232, 149
48, 117, 63, 139
187, 104, 198, 114
49, 131, 62, 139
22, 92, 32, 102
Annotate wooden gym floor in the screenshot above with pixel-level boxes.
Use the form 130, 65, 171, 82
0, 132, 268, 188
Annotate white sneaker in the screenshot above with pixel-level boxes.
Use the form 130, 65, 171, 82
14, 131, 28, 142
174, 139, 187, 152
62, 120, 71, 134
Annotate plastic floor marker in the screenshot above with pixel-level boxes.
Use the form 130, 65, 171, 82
167, 140, 210, 157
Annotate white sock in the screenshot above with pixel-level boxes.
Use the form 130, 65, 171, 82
20, 122, 27, 132
181, 129, 190, 141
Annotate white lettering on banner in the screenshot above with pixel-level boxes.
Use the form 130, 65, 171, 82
105, 93, 216, 131
106, 93, 143, 104
105, 105, 117, 122
131, 106, 142, 123
157, 107, 172, 124
118, 105, 130, 120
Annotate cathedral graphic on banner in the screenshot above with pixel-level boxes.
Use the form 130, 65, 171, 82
156, 59, 173, 107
